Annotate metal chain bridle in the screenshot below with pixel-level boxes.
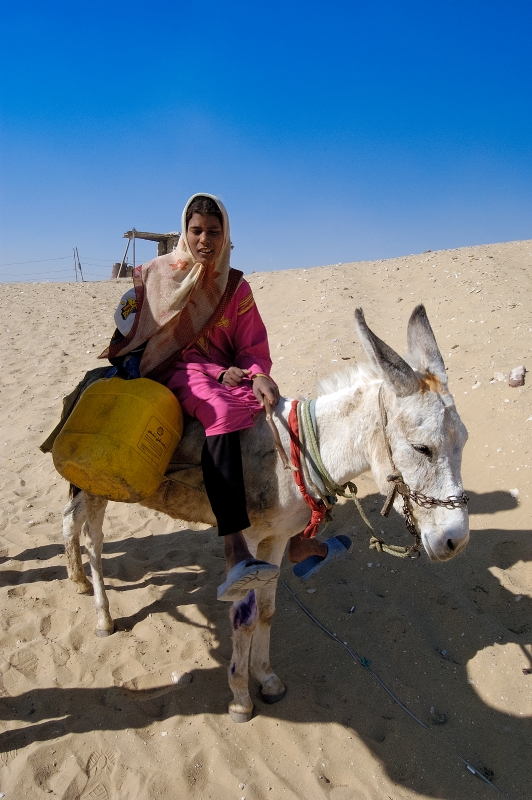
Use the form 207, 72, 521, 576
374, 386, 468, 558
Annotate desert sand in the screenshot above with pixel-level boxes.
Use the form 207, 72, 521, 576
0, 239, 530, 800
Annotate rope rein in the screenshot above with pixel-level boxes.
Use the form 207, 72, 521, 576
264, 397, 297, 473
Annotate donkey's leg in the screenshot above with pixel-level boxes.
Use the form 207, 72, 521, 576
62, 490, 92, 594
228, 590, 259, 723
250, 537, 287, 703
83, 493, 113, 637
250, 582, 286, 703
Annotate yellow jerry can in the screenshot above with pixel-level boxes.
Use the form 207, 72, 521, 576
52, 377, 183, 502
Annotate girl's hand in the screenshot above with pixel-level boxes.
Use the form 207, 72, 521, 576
252, 375, 280, 407
222, 366, 250, 387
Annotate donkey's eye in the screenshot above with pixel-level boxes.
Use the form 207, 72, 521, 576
412, 444, 432, 457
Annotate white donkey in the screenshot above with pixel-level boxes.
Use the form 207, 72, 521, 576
61, 306, 469, 722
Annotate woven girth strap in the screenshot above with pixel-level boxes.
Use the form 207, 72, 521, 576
287, 400, 328, 538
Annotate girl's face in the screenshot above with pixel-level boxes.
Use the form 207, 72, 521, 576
187, 212, 224, 266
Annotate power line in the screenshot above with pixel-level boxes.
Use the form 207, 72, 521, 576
79, 262, 114, 268
0, 249, 125, 281
0, 268, 76, 277
0, 256, 117, 268
0, 256, 71, 267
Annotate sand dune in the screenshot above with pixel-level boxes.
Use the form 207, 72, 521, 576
0, 239, 530, 799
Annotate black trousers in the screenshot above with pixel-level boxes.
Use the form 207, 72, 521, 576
201, 431, 250, 536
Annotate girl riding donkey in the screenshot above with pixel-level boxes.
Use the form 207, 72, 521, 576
105, 194, 349, 601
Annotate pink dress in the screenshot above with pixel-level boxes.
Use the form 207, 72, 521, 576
161, 280, 273, 436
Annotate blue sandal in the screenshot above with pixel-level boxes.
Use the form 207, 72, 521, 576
217, 559, 280, 602
293, 535, 352, 579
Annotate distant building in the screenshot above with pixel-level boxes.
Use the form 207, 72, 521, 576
111, 229, 181, 278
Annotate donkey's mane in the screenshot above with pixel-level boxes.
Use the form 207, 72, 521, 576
316, 363, 380, 397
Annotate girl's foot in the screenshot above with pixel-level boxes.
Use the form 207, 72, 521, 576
292, 535, 352, 579
287, 532, 327, 563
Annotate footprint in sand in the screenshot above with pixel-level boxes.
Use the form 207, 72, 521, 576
0, 667, 20, 695
0, 746, 17, 767
119, 667, 193, 701
0, 655, 39, 696
79, 750, 116, 800
9, 648, 38, 677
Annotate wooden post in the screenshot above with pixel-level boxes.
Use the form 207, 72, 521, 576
117, 240, 130, 278
75, 248, 84, 281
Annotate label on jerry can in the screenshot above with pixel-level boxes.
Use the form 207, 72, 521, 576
137, 416, 174, 465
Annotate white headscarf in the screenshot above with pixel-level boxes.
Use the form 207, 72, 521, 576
103, 193, 236, 378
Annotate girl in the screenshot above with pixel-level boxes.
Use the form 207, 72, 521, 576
107, 194, 283, 601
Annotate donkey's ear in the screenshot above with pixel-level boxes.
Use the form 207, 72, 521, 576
355, 308, 419, 397
406, 304, 447, 385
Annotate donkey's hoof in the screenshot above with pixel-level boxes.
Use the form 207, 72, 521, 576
96, 626, 115, 637
260, 686, 287, 704
228, 704, 253, 723
259, 675, 286, 704
75, 580, 93, 595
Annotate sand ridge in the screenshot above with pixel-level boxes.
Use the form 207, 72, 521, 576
0, 239, 531, 799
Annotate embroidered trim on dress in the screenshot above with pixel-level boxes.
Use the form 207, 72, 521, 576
216, 314, 231, 328
237, 292, 255, 316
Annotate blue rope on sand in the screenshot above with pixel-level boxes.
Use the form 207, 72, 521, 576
280, 579, 508, 797
280, 578, 429, 729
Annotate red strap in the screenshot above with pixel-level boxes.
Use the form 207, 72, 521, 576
288, 399, 327, 539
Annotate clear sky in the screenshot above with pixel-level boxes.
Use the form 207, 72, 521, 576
1, 0, 531, 281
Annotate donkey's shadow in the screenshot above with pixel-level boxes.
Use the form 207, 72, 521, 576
1, 489, 530, 799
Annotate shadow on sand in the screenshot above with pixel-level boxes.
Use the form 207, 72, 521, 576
0, 488, 530, 799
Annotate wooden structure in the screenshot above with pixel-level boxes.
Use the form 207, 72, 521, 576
111, 228, 181, 278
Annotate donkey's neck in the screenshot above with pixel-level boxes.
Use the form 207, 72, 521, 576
314, 380, 381, 486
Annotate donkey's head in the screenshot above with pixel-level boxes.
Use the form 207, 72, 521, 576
355, 305, 469, 562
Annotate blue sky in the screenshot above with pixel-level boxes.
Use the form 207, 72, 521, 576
1, 0, 531, 281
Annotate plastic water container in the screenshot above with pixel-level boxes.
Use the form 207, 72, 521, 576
53, 377, 183, 502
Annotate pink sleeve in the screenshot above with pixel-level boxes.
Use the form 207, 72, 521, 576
184, 361, 226, 381
156, 358, 225, 386
232, 285, 273, 378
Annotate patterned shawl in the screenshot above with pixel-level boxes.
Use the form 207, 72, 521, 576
101, 193, 236, 379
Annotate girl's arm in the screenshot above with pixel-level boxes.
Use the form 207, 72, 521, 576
230, 286, 278, 405
231, 288, 273, 378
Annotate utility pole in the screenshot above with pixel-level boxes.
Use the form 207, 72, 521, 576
73, 248, 78, 282
74, 247, 84, 281
117, 239, 130, 278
